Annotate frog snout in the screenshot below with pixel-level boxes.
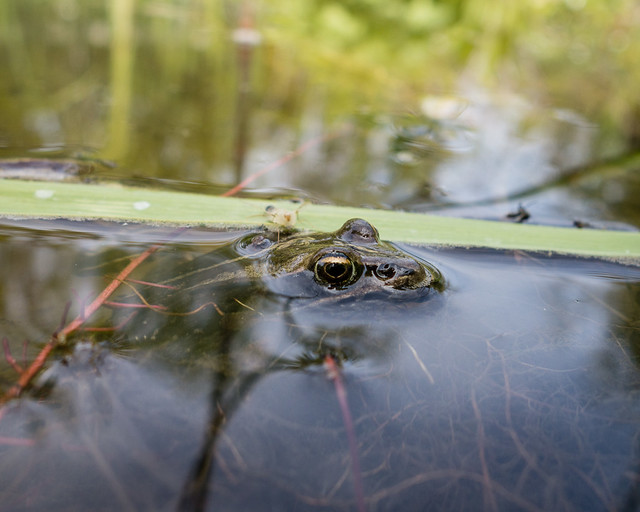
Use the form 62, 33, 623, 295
370, 259, 430, 290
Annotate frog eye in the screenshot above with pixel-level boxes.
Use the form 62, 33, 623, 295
314, 252, 357, 286
336, 218, 379, 244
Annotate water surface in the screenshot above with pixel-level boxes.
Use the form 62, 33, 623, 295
1, 220, 639, 511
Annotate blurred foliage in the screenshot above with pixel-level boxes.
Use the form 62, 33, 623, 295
0, 0, 638, 184
266, 0, 640, 143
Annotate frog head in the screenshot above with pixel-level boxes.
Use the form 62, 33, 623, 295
237, 218, 443, 300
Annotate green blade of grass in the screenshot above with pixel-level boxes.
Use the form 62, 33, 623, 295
0, 180, 638, 262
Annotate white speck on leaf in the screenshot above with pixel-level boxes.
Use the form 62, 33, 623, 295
133, 201, 151, 211
34, 189, 55, 199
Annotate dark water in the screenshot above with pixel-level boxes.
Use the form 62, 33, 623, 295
1, 219, 639, 512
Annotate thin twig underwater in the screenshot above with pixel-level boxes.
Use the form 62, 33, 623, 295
0, 228, 187, 405
222, 125, 351, 197
325, 354, 367, 512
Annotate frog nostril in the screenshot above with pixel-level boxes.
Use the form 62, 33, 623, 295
374, 263, 397, 280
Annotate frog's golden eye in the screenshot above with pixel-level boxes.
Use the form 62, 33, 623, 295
314, 252, 357, 286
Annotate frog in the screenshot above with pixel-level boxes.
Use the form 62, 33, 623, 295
233, 218, 443, 300
142, 218, 443, 318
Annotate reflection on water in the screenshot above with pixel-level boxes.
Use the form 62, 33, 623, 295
1, 221, 640, 511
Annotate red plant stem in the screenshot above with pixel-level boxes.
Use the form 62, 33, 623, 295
3, 337, 23, 374
325, 355, 367, 512
222, 126, 350, 197
0, 241, 168, 404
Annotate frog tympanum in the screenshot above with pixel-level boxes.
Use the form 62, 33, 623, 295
235, 218, 443, 300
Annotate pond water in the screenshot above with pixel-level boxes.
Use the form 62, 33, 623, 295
1, 219, 639, 512
2, 1, 640, 511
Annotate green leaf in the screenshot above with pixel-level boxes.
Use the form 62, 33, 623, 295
0, 180, 638, 262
